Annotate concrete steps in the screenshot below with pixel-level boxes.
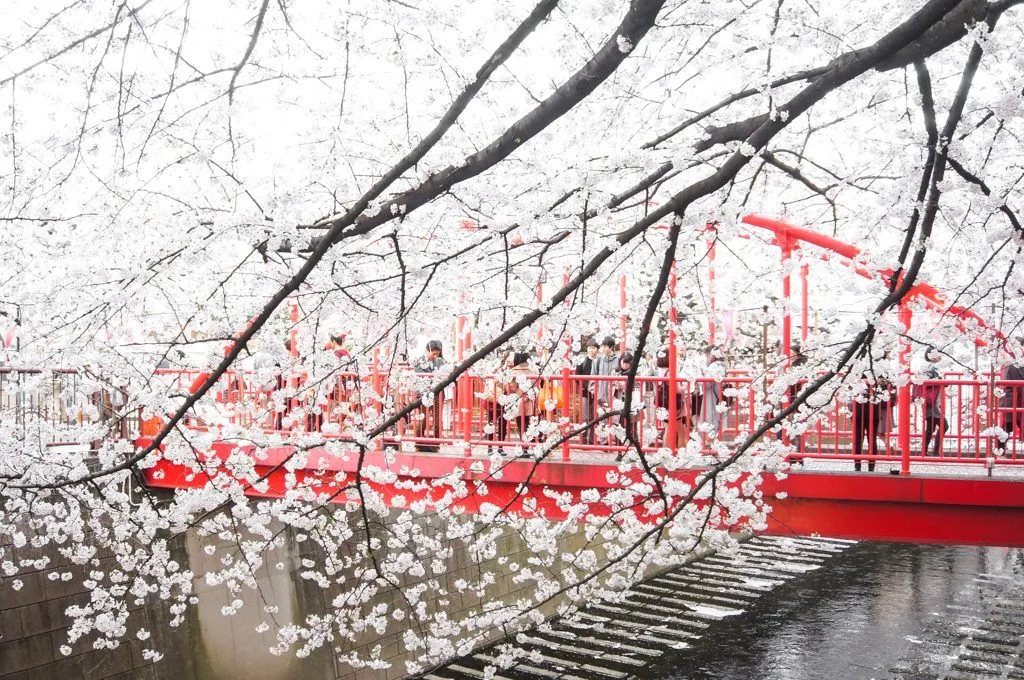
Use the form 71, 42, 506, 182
425, 535, 855, 679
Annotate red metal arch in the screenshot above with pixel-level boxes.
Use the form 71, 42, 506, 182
728, 214, 1006, 477
739, 214, 1002, 348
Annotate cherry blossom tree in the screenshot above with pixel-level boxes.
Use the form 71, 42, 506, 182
2, 0, 1023, 674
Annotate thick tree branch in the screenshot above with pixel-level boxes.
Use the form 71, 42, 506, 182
875, 0, 986, 71
693, 113, 769, 153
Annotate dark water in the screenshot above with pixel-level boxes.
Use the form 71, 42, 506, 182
651, 543, 1023, 680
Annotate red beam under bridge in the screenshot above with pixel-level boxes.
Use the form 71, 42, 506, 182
140, 442, 1024, 548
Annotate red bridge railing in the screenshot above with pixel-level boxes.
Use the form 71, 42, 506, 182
0, 367, 139, 441
152, 367, 1024, 470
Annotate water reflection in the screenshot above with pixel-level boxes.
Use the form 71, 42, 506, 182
653, 543, 1021, 680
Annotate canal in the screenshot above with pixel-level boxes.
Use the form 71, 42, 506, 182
426, 539, 1024, 680
651, 542, 1024, 680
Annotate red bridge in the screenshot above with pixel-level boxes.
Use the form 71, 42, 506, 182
136, 365, 1024, 549
136, 215, 1024, 548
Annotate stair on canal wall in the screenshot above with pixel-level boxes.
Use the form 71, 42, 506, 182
422, 535, 856, 680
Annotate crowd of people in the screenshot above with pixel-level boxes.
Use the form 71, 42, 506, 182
455, 335, 735, 451
220, 328, 1024, 463
812, 340, 1024, 469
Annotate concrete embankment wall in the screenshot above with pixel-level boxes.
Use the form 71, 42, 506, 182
1, 496, 617, 680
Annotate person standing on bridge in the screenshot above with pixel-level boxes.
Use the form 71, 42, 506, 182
997, 338, 1024, 455
698, 346, 727, 439
484, 348, 513, 452
535, 343, 564, 425
852, 366, 887, 472
249, 342, 283, 429
594, 337, 620, 442
787, 341, 809, 461
413, 340, 445, 452
615, 350, 640, 444
326, 332, 351, 362
505, 351, 537, 442
919, 348, 947, 458
324, 331, 357, 433
576, 339, 599, 445
654, 350, 687, 448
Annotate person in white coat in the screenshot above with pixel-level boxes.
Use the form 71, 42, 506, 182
698, 346, 727, 437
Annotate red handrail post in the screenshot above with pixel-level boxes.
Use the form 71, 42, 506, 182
706, 226, 717, 346
898, 303, 913, 475
619, 274, 628, 353
781, 237, 793, 358
371, 354, 383, 453
561, 367, 572, 462
667, 265, 679, 449
460, 373, 472, 446
800, 262, 809, 342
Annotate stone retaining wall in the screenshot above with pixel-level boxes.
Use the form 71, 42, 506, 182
2, 493, 616, 680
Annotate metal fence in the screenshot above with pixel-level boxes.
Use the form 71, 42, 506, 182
0, 368, 140, 442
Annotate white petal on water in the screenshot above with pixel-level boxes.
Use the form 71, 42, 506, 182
684, 602, 745, 618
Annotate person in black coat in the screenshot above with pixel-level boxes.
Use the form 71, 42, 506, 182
576, 339, 599, 445
998, 338, 1024, 454
414, 340, 444, 452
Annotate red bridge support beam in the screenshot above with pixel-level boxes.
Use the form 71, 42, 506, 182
667, 264, 679, 448
141, 444, 1024, 548
763, 472, 1024, 546
801, 262, 809, 342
